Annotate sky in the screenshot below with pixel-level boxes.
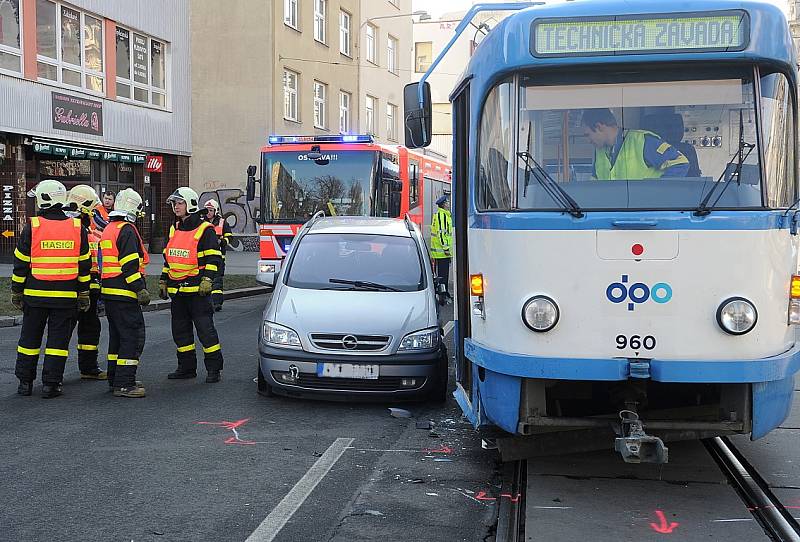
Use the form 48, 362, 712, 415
412, 0, 791, 19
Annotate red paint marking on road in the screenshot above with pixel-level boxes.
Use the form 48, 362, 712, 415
225, 436, 257, 445
500, 493, 521, 503
475, 491, 496, 501
421, 445, 452, 454
650, 510, 679, 534
197, 418, 258, 445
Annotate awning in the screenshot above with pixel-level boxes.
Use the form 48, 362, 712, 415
31, 140, 146, 164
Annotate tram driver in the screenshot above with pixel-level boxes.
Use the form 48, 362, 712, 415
581, 108, 690, 181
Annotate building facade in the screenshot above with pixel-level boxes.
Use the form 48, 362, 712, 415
190, 0, 415, 244
0, 0, 190, 259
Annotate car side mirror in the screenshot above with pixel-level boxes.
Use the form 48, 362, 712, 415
256, 261, 277, 290
403, 82, 432, 149
246, 165, 257, 202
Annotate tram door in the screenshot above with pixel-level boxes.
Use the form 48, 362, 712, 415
452, 85, 471, 392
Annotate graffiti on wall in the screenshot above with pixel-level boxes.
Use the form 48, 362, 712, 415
198, 188, 260, 251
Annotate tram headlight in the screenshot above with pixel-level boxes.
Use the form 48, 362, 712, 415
716, 297, 757, 335
522, 296, 559, 333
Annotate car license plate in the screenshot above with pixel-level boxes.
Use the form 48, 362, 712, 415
317, 363, 379, 380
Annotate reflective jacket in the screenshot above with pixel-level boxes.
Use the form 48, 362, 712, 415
208, 215, 232, 256
11, 209, 91, 308
430, 207, 453, 259
162, 213, 221, 296
84, 215, 101, 290
99, 219, 148, 302
593, 130, 689, 181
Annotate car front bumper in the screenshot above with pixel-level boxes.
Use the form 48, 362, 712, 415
259, 343, 444, 400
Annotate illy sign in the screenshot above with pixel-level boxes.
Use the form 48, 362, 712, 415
146, 155, 163, 173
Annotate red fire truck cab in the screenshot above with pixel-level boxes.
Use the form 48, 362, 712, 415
245, 134, 450, 287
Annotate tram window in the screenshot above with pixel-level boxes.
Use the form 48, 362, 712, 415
761, 72, 796, 208
503, 71, 768, 211
477, 80, 514, 210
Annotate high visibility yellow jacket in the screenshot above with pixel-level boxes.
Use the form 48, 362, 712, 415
430, 207, 453, 259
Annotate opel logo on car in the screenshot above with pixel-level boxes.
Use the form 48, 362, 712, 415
342, 335, 358, 350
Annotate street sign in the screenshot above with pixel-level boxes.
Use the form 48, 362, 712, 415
2, 230, 13, 238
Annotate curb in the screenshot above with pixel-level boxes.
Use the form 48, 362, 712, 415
0, 286, 270, 326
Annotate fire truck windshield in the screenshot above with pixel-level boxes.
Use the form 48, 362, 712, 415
262, 150, 378, 222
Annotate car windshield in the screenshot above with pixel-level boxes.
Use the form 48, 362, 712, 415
286, 233, 425, 292
477, 68, 796, 211
263, 150, 378, 223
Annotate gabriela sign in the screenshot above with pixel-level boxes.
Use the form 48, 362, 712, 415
51, 92, 104, 136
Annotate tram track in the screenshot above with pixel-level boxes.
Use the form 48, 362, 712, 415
495, 437, 800, 542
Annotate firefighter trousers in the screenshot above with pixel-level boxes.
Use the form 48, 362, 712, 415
105, 300, 145, 388
211, 258, 225, 310
15, 305, 77, 385
171, 294, 223, 373
68, 289, 102, 373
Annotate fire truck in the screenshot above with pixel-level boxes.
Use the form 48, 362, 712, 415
245, 134, 451, 286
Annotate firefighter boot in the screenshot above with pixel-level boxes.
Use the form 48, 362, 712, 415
205, 370, 221, 383
113, 384, 146, 398
17, 380, 32, 396
41, 383, 63, 399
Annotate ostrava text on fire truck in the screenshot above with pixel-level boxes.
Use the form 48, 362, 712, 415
245, 134, 450, 286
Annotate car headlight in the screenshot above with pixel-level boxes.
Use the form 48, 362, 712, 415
263, 321, 302, 348
717, 297, 757, 335
522, 295, 559, 332
398, 327, 440, 351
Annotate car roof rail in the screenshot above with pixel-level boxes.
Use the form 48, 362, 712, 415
403, 213, 415, 234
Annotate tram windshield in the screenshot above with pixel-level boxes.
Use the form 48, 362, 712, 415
263, 150, 378, 222
477, 68, 796, 212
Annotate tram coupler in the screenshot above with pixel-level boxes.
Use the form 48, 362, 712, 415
613, 410, 669, 464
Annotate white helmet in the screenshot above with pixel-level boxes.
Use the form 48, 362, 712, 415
113, 188, 144, 222
28, 179, 67, 210
67, 184, 100, 215
167, 187, 200, 214
204, 199, 220, 212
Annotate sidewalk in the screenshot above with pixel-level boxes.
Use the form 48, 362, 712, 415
0, 251, 261, 277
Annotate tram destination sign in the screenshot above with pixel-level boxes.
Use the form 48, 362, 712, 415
532, 11, 749, 57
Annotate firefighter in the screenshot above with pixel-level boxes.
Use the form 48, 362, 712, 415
65, 185, 107, 380
12, 179, 91, 398
161, 187, 224, 383
99, 188, 150, 398
204, 199, 231, 311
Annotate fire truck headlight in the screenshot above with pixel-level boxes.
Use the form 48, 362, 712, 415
522, 296, 559, 333
717, 297, 757, 335
259, 263, 276, 274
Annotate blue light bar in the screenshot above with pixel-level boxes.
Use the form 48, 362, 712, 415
267, 134, 374, 145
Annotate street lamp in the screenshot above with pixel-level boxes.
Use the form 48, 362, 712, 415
361, 10, 431, 28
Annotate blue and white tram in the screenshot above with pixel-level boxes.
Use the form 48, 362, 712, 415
404, 0, 800, 462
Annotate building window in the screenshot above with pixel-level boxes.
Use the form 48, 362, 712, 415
314, 80, 327, 129
386, 103, 397, 141
387, 35, 398, 74
415, 41, 432, 73
365, 23, 376, 64
339, 91, 350, 134
284, 69, 299, 121
35, 1, 105, 94
284, 0, 298, 29
339, 10, 350, 56
0, 0, 21, 73
115, 26, 168, 108
366, 95, 376, 135
314, 0, 326, 44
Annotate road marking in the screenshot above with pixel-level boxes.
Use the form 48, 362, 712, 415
245, 437, 354, 542
443, 321, 454, 336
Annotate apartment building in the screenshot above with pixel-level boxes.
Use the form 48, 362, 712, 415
0, 0, 190, 259
191, 0, 416, 241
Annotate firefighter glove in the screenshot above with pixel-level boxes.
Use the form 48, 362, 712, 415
198, 277, 213, 297
77, 291, 91, 313
158, 280, 169, 300
137, 288, 150, 307
11, 293, 23, 310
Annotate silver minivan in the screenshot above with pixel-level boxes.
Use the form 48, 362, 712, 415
256, 216, 448, 401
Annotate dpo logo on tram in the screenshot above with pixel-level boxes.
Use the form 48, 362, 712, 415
606, 275, 673, 311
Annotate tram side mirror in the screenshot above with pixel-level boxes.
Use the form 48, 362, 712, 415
246, 165, 257, 202
404, 82, 432, 149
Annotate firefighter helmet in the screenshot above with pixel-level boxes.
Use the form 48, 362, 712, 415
113, 188, 144, 222
28, 179, 67, 210
67, 185, 100, 215
167, 187, 200, 214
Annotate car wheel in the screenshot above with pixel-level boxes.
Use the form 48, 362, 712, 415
257, 363, 273, 397
430, 346, 449, 403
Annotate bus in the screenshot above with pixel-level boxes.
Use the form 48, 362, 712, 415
245, 134, 450, 286
405, 1, 800, 463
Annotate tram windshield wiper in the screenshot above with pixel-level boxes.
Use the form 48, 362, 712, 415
328, 278, 400, 292
517, 151, 584, 218
694, 110, 756, 216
